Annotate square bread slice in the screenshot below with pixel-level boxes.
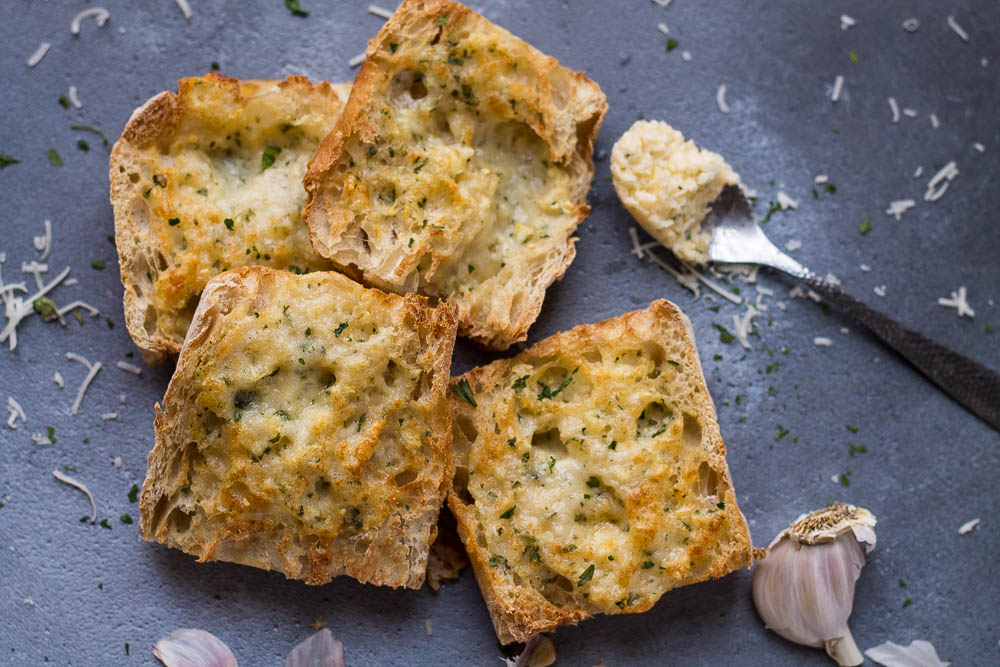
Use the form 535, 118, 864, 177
302, 0, 607, 350
139, 266, 457, 589
110, 73, 351, 365
447, 300, 755, 642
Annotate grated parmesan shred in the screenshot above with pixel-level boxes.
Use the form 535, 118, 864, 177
68, 86, 82, 109
814, 174, 829, 184
958, 518, 981, 535
937, 286, 974, 318
681, 50, 692, 62
101, 412, 118, 421
657, 22, 670, 35
368, 4, 393, 19
813, 337, 833, 347
902, 108, 917, 118
887, 97, 900, 123
732, 306, 760, 349
66, 353, 102, 415
785, 239, 802, 252
924, 161, 958, 202
902, 18, 919, 33
715, 85, 730, 113
840, 14, 856, 31
174, 0, 192, 19
0, 266, 72, 351
874, 285, 887, 297
7, 397, 26, 429
885, 199, 916, 220
116, 360, 142, 375
973, 142, 985, 153
776, 191, 798, 210
52, 469, 97, 523
830, 75, 844, 103
34, 220, 52, 260
27, 42, 51, 67
54, 371, 65, 388
946, 15, 969, 42
348, 52, 366, 67
70, 8, 110, 35
929, 113, 939, 129
651, 0, 673, 8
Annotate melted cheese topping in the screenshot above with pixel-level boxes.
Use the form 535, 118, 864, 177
611, 120, 739, 265
322, 28, 584, 343
457, 333, 743, 615
137, 76, 342, 344
172, 272, 443, 552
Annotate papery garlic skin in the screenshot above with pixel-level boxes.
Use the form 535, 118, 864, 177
752, 502, 876, 667
285, 628, 345, 667
153, 629, 238, 667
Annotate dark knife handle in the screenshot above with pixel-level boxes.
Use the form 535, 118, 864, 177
803, 275, 1000, 431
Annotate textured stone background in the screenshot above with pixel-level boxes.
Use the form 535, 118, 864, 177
1, 1, 997, 665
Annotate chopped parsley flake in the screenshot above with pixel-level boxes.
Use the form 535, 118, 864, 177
334, 321, 348, 337
537, 367, 578, 400
224, 217, 235, 231
488, 555, 506, 567
642, 561, 655, 569
261, 145, 282, 170
848, 49, 859, 64
77, 139, 90, 151
775, 425, 789, 440
712, 323, 735, 344
577, 563, 595, 587
858, 217, 872, 235
0, 154, 20, 169
33, 296, 59, 320
452, 378, 477, 407
47, 149, 63, 166
511, 375, 528, 390
586, 476, 601, 487
168, 218, 180, 226
499, 505, 516, 520
285, 0, 309, 17
848, 444, 867, 455
120, 513, 133, 524
666, 37, 679, 52
91, 259, 105, 270
128, 484, 139, 503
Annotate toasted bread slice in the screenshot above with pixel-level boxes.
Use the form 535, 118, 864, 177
139, 267, 457, 589
303, 0, 607, 350
447, 300, 754, 642
110, 73, 351, 364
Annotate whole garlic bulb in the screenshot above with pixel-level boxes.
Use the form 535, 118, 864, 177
752, 502, 877, 667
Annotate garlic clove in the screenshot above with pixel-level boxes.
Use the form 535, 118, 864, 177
753, 502, 876, 667
865, 639, 950, 667
153, 629, 238, 667
285, 628, 345, 667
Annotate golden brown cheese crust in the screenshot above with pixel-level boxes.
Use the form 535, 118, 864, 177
303, 0, 607, 350
139, 267, 457, 589
448, 300, 754, 642
110, 73, 351, 364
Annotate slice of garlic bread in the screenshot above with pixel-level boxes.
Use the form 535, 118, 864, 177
110, 73, 351, 364
139, 267, 457, 589
447, 300, 754, 642
303, 0, 607, 350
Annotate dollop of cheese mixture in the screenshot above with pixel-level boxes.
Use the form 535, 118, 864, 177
611, 120, 739, 264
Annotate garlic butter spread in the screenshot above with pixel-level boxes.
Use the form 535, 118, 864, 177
611, 120, 739, 264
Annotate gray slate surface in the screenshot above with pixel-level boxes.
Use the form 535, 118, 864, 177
1, 1, 998, 665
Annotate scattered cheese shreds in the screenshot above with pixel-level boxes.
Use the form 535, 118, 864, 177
732, 306, 760, 349
368, 4, 393, 19
887, 97, 900, 123
52, 469, 97, 523
116, 360, 142, 375
885, 199, 916, 220
776, 191, 798, 210
53, 371, 64, 388
973, 142, 985, 153
902, 108, 917, 118
874, 285, 887, 297
840, 14, 856, 31
715, 84, 730, 113
348, 52, 366, 67
785, 239, 802, 252
830, 75, 844, 103
930, 113, 940, 129
0, 266, 72, 351
958, 518, 981, 534
58, 301, 100, 319
680, 260, 742, 304
32, 432, 52, 446
68, 86, 82, 109
7, 397, 26, 429
27, 42, 51, 67
937, 286, 974, 318
174, 0, 193, 19
652, 0, 673, 8
913, 166, 923, 178
657, 22, 670, 35
34, 220, 52, 260
101, 412, 118, 421
628, 227, 645, 260
66, 353, 102, 415
946, 15, 969, 42
902, 18, 920, 33
681, 50, 692, 62
70, 8, 110, 35
814, 174, 829, 184
924, 161, 958, 202
813, 337, 833, 347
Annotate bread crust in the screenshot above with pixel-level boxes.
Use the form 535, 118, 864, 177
303, 0, 607, 350
448, 300, 755, 642
140, 266, 457, 589
109, 73, 352, 365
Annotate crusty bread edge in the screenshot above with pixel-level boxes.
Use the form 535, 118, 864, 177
447, 299, 756, 642
109, 74, 353, 366
140, 265, 459, 589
